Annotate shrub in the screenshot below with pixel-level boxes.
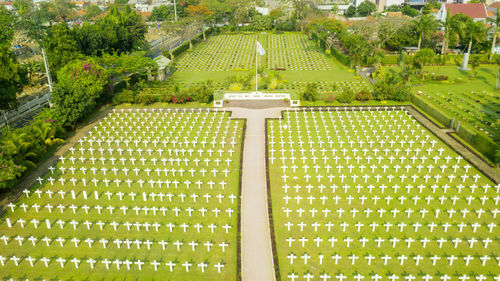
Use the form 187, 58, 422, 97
302, 82, 319, 102
0, 149, 25, 190
323, 94, 336, 103
355, 90, 372, 102
337, 89, 356, 103
112, 89, 137, 104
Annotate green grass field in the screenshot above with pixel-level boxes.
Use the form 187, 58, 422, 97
267, 108, 499, 280
0, 109, 244, 280
394, 65, 500, 140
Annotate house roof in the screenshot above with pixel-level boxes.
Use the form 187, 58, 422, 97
445, 3, 488, 19
488, 2, 500, 9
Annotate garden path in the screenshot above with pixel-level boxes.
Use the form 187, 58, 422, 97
230, 107, 284, 281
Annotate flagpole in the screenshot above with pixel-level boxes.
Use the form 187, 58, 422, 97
255, 40, 258, 93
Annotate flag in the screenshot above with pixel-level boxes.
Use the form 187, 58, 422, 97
256, 41, 266, 55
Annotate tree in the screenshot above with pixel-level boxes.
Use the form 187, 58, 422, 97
487, 8, 500, 58
98, 51, 155, 88
470, 55, 481, 78
348, 16, 411, 51
53, 0, 75, 22
46, 22, 81, 76
302, 82, 319, 102
0, 6, 28, 113
251, 15, 273, 31
345, 5, 356, 17
357, 1, 377, 17
412, 48, 435, 73
402, 5, 419, 17
51, 59, 108, 128
414, 14, 439, 50
495, 54, 500, 89
85, 5, 102, 21
462, 20, 487, 70
187, 4, 213, 40
149, 5, 174, 21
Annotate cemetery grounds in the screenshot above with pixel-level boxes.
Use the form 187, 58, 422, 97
409, 65, 500, 147
267, 107, 500, 281
148, 32, 370, 96
0, 108, 245, 280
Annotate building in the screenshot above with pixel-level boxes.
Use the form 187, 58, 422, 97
436, 3, 489, 22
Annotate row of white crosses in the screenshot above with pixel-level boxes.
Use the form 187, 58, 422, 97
286, 272, 500, 281
7, 203, 235, 218
280, 183, 498, 195
281, 220, 498, 233
0, 234, 230, 252
20, 189, 238, 203
285, 252, 500, 266
269, 109, 498, 280
4, 217, 233, 233
0, 255, 225, 273
283, 234, 497, 248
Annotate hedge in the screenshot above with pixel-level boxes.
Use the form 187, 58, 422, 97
443, 53, 493, 65
411, 94, 452, 127
330, 46, 350, 66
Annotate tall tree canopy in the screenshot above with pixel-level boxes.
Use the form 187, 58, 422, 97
0, 6, 28, 112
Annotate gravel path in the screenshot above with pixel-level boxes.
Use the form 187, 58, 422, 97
0, 107, 112, 215
230, 107, 284, 281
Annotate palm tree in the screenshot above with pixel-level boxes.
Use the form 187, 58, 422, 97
33, 123, 64, 147
487, 8, 500, 59
461, 20, 487, 69
414, 14, 440, 50
1, 131, 38, 169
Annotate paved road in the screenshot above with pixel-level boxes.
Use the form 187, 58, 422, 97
229, 107, 284, 281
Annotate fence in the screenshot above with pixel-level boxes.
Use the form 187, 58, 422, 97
1, 92, 51, 127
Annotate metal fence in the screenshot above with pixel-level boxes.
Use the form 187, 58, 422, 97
1, 92, 51, 127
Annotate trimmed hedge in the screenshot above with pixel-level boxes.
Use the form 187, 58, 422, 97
411, 94, 452, 127
330, 46, 350, 66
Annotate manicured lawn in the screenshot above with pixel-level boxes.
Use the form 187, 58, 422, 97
267, 109, 498, 280
402, 65, 500, 140
0, 109, 244, 280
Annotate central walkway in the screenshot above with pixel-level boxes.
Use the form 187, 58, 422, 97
230, 107, 285, 281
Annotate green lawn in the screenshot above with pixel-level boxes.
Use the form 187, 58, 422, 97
267, 109, 498, 280
0, 109, 244, 280
390, 65, 500, 140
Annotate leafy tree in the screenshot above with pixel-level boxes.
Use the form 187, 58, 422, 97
187, 4, 213, 40
302, 82, 319, 102
51, 59, 108, 128
373, 71, 410, 101
0, 148, 25, 190
149, 5, 174, 21
357, 1, 377, 17
98, 51, 155, 88
412, 48, 435, 73
46, 23, 81, 76
385, 5, 402, 12
414, 14, 439, 50
194, 80, 214, 103
0, 6, 28, 113
85, 5, 102, 20
345, 5, 356, 17
251, 15, 273, 31
53, 0, 75, 21
402, 5, 419, 17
